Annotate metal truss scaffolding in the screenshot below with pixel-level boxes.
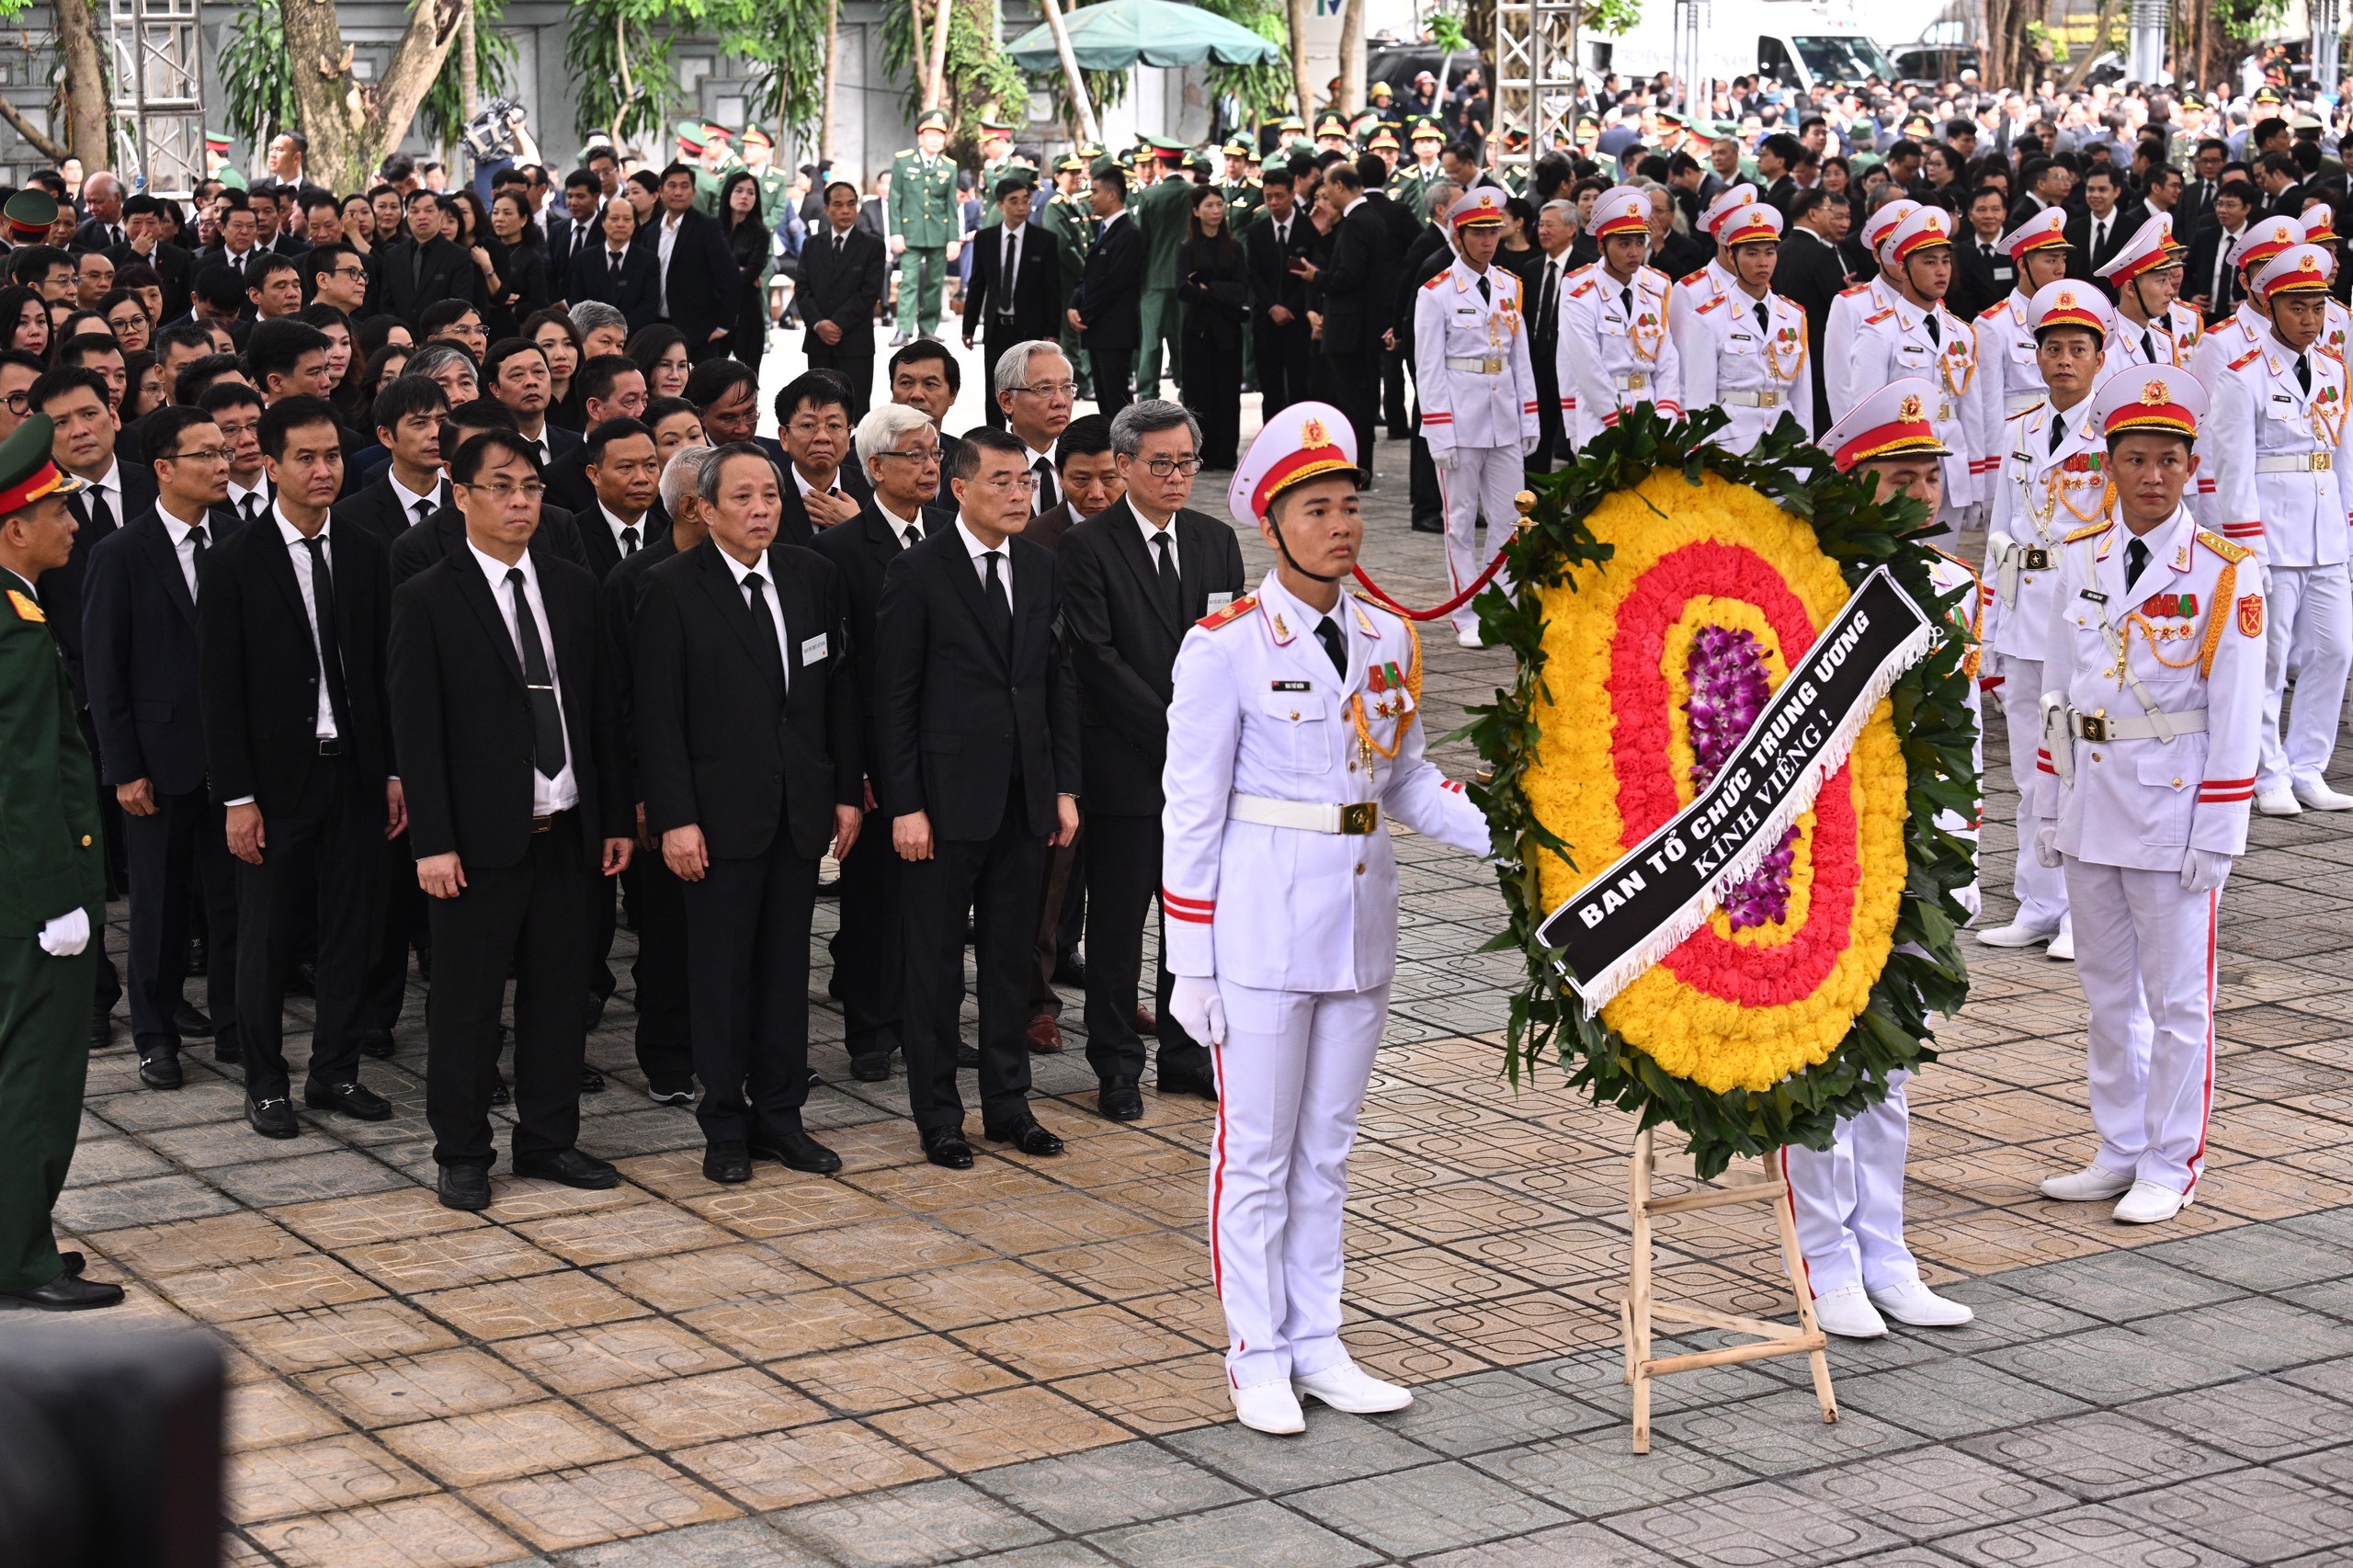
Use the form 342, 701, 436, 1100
108, 0, 204, 196
1494, 0, 1581, 169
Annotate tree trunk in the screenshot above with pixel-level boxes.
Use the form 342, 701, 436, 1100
821, 0, 842, 162
1287, 0, 1315, 119
925, 0, 953, 113
460, 0, 480, 122
52, 0, 109, 169
281, 0, 468, 190
1336, 0, 1365, 114
0, 99, 67, 165
1036, 0, 1099, 143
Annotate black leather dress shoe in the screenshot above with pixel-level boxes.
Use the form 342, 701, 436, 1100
1, 1273, 124, 1311
1051, 954, 1088, 987
90, 1008, 114, 1049
1158, 1067, 1220, 1102
1410, 514, 1445, 534
849, 1052, 892, 1082
304, 1079, 392, 1120
437, 1165, 492, 1211
514, 1148, 621, 1188
213, 1037, 244, 1066
986, 1116, 1066, 1156
752, 1124, 843, 1174
138, 1051, 183, 1090
245, 1096, 300, 1139
57, 1252, 85, 1277
171, 1002, 215, 1038
921, 1127, 975, 1170
580, 1065, 607, 1094
358, 1028, 396, 1060
703, 1140, 753, 1184
1097, 1074, 1144, 1121
490, 1074, 511, 1107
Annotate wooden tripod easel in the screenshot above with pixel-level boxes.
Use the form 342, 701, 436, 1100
1617, 1128, 1838, 1452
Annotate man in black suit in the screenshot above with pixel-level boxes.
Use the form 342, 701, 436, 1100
1949, 185, 2016, 324
1056, 403, 1239, 1120
1245, 169, 1317, 418
649, 164, 743, 363
1295, 163, 1399, 483
2065, 166, 2133, 294
486, 338, 583, 471
69, 172, 127, 254
109, 195, 194, 323
635, 443, 861, 1182
1523, 197, 1575, 471
390, 428, 635, 1211
546, 170, 606, 300
575, 416, 663, 582
1070, 169, 1142, 418
873, 426, 1080, 1168
83, 404, 243, 1089
368, 189, 487, 326
767, 369, 868, 543
2178, 140, 2228, 238
798, 179, 889, 418
963, 179, 1067, 430
390, 403, 590, 586
813, 404, 949, 1080
199, 396, 401, 1140
1772, 190, 1852, 437
337, 378, 453, 548
886, 339, 963, 502
570, 210, 661, 333
542, 356, 648, 516
2183, 180, 2260, 322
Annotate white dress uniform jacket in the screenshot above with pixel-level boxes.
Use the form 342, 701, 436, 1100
1978, 290, 2049, 420
1559, 263, 1683, 448
1668, 273, 1813, 453
1824, 290, 1993, 506
2187, 301, 2271, 519
2108, 302, 2203, 369
1986, 397, 2110, 658
2201, 331, 2353, 567
1413, 256, 1540, 456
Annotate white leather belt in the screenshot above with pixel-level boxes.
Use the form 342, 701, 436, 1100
1721, 389, 1782, 408
1444, 354, 1505, 374
1230, 795, 1381, 835
2075, 709, 2208, 742
2005, 392, 2044, 414
1613, 371, 1650, 391
2256, 452, 2334, 472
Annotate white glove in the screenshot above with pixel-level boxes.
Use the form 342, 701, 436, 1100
1953, 881, 1983, 922
37, 907, 89, 958
1431, 445, 1458, 473
2181, 847, 2232, 893
1169, 974, 1227, 1048
2032, 821, 2063, 870
1520, 432, 1541, 458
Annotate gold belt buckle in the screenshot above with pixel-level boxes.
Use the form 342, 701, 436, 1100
1757, 389, 1779, 408
1937, 401, 1954, 421
2316, 453, 2334, 472
1483, 356, 1502, 374
2076, 714, 2109, 743
1338, 802, 1379, 835
531, 815, 555, 834
1623, 371, 1646, 391
2024, 547, 2051, 570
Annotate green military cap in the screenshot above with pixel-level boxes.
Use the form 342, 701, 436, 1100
915, 108, 951, 133
702, 122, 732, 143
4, 189, 59, 244
1408, 117, 1445, 142
1056, 154, 1086, 174
0, 415, 85, 521
202, 128, 233, 153
1079, 143, 1106, 161
1367, 127, 1400, 153
1146, 135, 1189, 159
1117, 149, 1137, 168
1314, 110, 1349, 138
2294, 112, 2325, 132
742, 125, 774, 149
1221, 139, 1252, 158
1657, 108, 1686, 128
674, 119, 706, 155
1277, 114, 1306, 134
2253, 85, 2285, 106
979, 118, 1015, 136
1090, 154, 1120, 177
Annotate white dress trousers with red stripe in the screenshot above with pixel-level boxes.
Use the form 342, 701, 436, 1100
2033, 506, 2263, 1197
1162, 573, 1492, 1391
1415, 256, 1538, 637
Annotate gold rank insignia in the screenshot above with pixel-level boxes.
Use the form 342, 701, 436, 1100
6, 588, 43, 622
2141, 379, 2168, 404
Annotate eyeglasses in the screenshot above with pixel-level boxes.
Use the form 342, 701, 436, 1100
1143, 456, 1204, 477
877, 447, 942, 465
1, 392, 28, 414
158, 446, 230, 464
974, 473, 1039, 494
327, 266, 367, 281
1017, 381, 1080, 399
446, 322, 487, 338
463, 480, 546, 501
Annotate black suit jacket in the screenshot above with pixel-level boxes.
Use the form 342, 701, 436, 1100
770, 460, 875, 548
367, 235, 488, 325
569, 239, 660, 333
2064, 210, 2132, 291
389, 502, 588, 587
574, 501, 671, 584
961, 222, 1065, 346
1057, 501, 1246, 815
108, 239, 193, 322
542, 447, 596, 517
1319, 199, 1403, 355
649, 207, 741, 348
198, 515, 395, 814
2183, 223, 2250, 319
72, 218, 126, 254
1245, 209, 1314, 324
633, 540, 861, 860
1948, 233, 2014, 324
811, 504, 944, 812
797, 227, 889, 357
872, 525, 1080, 842
1074, 210, 1143, 351
337, 472, 452, 550
389, 551, 626, 869
546, 210, 603, 298
46, 463, 160, 705
1771, 228, 1850, 436
84, 506, 246, 796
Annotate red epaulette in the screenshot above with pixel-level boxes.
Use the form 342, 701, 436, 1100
1862, 309, 1894, 325
1197, 595, 1259, 631
1421, 272, 1449, 290
1567, 278, 1594, 299
1840, 282, 1874, 297
1695, 295, 1723, 313
2227, 347, 2263, 371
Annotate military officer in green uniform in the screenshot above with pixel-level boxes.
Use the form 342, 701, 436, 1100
1390, 119, 1449, 219
0, 415, 119, 1312
1313, 110, 1352, 155
974, 119, 1018, 233
1131, 136, 1194, 399
1041, 154, 1096, 397
1218, 140, 1264, 225
742, 126, 795, 231
1366, 126, 1401, 180
1495, 128, 1531, 195
889, 108, 962, 342
204, 129, 246, 190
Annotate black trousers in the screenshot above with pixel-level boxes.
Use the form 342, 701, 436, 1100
830, 814, 904, 1062
683, 836, 818, 1144
1410, 418, 1442, 528
233, 753, 380, 1099
729, 287, 768, 373
900, 788, 1044, 1135
121, 785, 239, 1061
1081, 812, 1208, 1085
423, 824, 590, 1168
1030, 832, 1083, 1018
1089, 347, 1134, 420
1182, 326, 1243, 470
1255, 317, 1314, 419
804, 343, 873, 420
361, 833, 422, 1036
1324, 347, 1382, 480
1382, 342, 1410, 437
621, 850, 692, 1088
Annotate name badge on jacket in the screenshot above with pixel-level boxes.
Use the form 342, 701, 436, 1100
800, 634, 829, 665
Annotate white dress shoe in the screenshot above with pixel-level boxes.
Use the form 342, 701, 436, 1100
2046, 927, 2075, 962
1974, 920, 2059, 949
2113, 1179, 2191, 1224
1809, 1285, 1888, 1339
2256, 786, 2303, 816
1867, 1278, 1976, 1327
1232, 1378, 1305, 1434
1292, 1360, 1414, 1414
2293, 779, 2353, 811
2040, 1164, 2136, 1202
1454, 626, 1483, 649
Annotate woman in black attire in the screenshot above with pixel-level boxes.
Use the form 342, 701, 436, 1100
716, 170, 773, 371
1176, 183, 1248, 469
486, 187, 552, 340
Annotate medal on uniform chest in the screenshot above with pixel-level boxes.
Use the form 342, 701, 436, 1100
1762, 317, 1804, 384
1935, 323, 1974, 419
2313, 381, 2345, 447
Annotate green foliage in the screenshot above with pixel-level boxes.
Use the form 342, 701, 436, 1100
1428, 7, 1469, 53
219, 0, 301, 153
1195, 0, 1291, 120
419, 0, 520, 151
878, 0, 1027, 142
1461, 406, 1975, 1178
2222, 0, 2291, 42
564, 0, 831, 150
1585, 0, 1645, 36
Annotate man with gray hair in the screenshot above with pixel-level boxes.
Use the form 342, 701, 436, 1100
568, 299, 630, 360
404, 344, 480, 409
994, 339, 1076, 515
1056, 399, 1244, 1118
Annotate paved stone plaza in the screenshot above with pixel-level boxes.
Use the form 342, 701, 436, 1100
25, 435, 2353, 1566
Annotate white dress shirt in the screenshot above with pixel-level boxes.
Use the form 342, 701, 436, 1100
996, 222, 1028, 312
657, 210, 682, 315
1019, 440, 1056, 516
876, 498, 926, 551
955, 517, 1014, 610
597, 501, 648, 558
75, 458, 123, 531
157, 504, 210, 602
389, 472, 442, 529
225, 476, 270, 526
468, 543, 580, 815
278, 507, 341, 742
717, 547, 790, 690
792, 464, 845, 503
1136, 506, 1179, 577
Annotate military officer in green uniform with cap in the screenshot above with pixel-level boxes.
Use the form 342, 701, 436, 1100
742, 126, 795, 231
1042, 154, 1096, 396
974, 120, 1018, 233
1131, 137, 1193, 398
1314, 110, 1352, 153
1390, 119, 1449, 220
204, 129, 245, 190
890, 109, 962, 341
0, 415, 120, 1312
1218, 141, 1264, 226
1, 190, 60, 254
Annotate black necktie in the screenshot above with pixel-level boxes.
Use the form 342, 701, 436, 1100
2143, 328, 2158, 363
506, 568, 567, 781
301, 536, 350, 729
1032, 457, 1058, 514
1755, 301, 1770, 334
1314, 614, 1347, 677
1477, 272, 1491, 303
981, 550, 1012, 653
621, 524, 640, 555
81, 485, 113, 539
610, 250, 624, 273
1923, 312, 1941, 346
2050, 416, 2066, 455
1619, 284, 1633, 317
188, 523, 207, 596
743, 568, 786, 685
411, 498, 433, 528
1152, 530, 1180, 619
572, 226, 586, 262
2126, 537, 2149, 589
1542, 257, 1559, 324
2298, 353, 2313, 393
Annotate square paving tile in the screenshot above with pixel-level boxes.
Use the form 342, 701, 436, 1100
771, 1477, 1051, 1567
966, 1439, 1250, 1534
1087, 1498, 1381, 1568
1836, 1358, 2096, 1441
1934, 1502, 2248, 1567
1611, 1478, 1904, 1564
2110, 1467, 2353, 1562
1289, 1460, 1575, 1557
1957, 1410, 2244, 1501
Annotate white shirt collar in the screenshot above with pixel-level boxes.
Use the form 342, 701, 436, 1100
274, 505, 328, 547
468, 541, 535, 597
83, 458, 119, 498
955, 517, 1009, 563
597, 500, 647, 543
1002, 220, 1028, 240
792, 464, 840, 498
227, 474, 267, 506
389, 471, 441, 519
876, 496, 925, 538
156, 502, 207, 543
715, 545, 767, 586
1344, 195, 1367, 216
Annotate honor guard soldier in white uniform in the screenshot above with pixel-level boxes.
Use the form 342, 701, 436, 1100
2201, 244, 2353, 814
1825, 205, 1992, 525
1979, 281, 2113, 960
1668, 203, 1813, 453
2099, 215, 2203, 369
1674, 182, 1758, 310
1160, 402, 1493, 1435
1821, 200, 1919, 382
1415, 187, 1540, 649
2030, 366, 2264, 1224
1560, 186, 1682, 449
1788, 379, 1981, 1339
1978, 208, 2075, 422
2187, 214, 2303, 519
2297, 209, 2353, 369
